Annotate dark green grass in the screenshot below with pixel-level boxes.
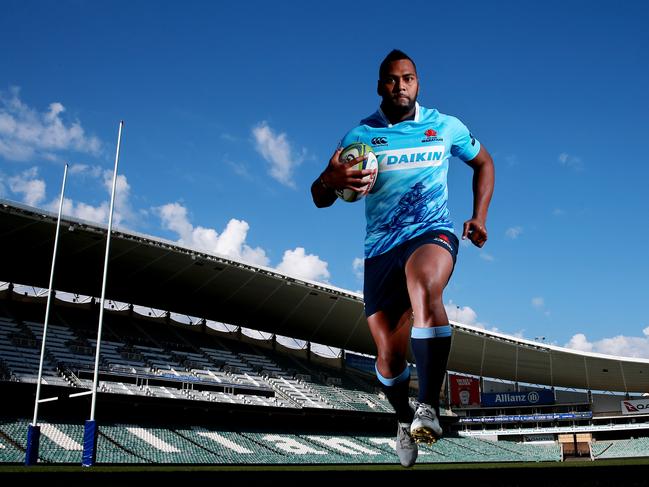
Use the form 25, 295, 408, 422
2, 457, 649, 472
4, 460, 649, 487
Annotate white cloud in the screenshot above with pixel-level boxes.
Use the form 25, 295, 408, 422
558, 152, 584, 171
252, 121, 306, 187
224, 156, 252, 181
352, 257, 364, 281
565, 333, 593, 352
59, 198, 109, 223
531, 297, 545, 309
0, 87, 101, 161
445, 300, 492, 329
69, 163, 102, 178
101, 169, 133, 223
444, 300, 525, 336
220, 133, 240, 142
157, 202, 270, 267
564, 329, 649, 359
157, 202, 330, 282
505, 226, 523, 239
480, 251, 495, 262
44, 167, 134, 227
0, 162, 134, 225
277, 247, 330, 283
446, 302, 479, 325
7, 167, 46, 206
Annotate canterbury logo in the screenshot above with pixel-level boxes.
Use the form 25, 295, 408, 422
371, 137, 387, 145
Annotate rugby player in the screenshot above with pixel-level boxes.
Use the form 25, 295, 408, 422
311, 49, 494, 467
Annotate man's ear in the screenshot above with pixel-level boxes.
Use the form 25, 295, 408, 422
376, 80, 382, 97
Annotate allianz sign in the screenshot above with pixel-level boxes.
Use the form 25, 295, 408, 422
481, 390, 555, 407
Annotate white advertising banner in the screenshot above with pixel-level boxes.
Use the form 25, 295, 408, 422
621, 399, 649, 415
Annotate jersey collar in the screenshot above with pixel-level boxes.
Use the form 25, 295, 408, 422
377, 102, 420, 128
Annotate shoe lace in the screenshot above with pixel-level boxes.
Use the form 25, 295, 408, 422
398, 424, 413, 447
416, 403, 435, 421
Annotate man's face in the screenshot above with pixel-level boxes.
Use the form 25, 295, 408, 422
378, 59, 419, 111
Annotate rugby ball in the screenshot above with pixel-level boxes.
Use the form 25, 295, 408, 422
336, 143, 378, 203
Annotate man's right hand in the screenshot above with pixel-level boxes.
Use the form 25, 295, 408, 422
321, 147, 377, 194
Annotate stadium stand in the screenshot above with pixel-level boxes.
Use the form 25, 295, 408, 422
591, 437, 649, 460
5, 287, 649, 467
3, 191, 649, 469
0, 417, 562, 465
0, 294, 404, 415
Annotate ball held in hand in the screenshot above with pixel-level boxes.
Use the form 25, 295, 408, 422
336, 143, 378, 203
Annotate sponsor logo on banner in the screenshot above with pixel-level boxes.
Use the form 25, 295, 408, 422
621, 399, 649, 415
481, 390, 555, 407
375, 146, 445, 171
450, 374, 480, 408
458, 411, 592, 424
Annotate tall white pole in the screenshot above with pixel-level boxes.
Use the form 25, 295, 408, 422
89, 121, 123, 421
31, 164, 68, 426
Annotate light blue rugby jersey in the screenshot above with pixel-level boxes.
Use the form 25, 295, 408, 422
340, 102, 480, 258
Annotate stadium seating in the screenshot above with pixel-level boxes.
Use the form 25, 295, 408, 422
0, 306, 400, 415
591, 437, 649, 460
0, 417, 563, 465
2, 295, 647, 467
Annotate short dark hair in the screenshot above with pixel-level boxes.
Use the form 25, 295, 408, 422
379, 49, 417, 80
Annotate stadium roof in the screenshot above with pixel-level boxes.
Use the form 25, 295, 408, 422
2, 199, 649, 393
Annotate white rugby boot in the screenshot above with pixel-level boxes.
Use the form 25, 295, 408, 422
410, 402, 443, 445
396, 421, 418, 467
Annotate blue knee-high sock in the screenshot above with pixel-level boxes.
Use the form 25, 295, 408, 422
411, 325, 452, 411
375, 363, 414, 424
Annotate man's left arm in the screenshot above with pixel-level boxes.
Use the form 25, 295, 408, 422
462, 145, 495, 248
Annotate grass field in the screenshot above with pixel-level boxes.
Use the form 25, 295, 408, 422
2, 458, 649, 486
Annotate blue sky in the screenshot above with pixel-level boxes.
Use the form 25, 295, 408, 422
1, 1, 648, 357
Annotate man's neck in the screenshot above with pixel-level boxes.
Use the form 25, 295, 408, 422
381, 102, 416, 125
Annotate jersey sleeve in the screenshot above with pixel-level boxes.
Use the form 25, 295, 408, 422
449, 116, 481, 162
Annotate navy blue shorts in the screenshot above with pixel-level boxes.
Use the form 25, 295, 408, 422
363, 229, 459, 323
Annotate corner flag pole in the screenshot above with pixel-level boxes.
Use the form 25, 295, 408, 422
25, 163, 68, 466
82, 120, 124, 467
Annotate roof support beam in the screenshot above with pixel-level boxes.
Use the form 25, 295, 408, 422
515, 346, 519, 383
620, 361, 628, 393
480, 337, 486, 377
549, 351, 554, 387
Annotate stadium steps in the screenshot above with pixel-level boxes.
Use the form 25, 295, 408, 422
0, 434, 24, 463
0, 426, 25, 463
97, 427, 150, 464
242, 432, 347, 464
100, 424, 223, 464
171, 427, 231, 460
35, 422, 85, 463
302, 433, 394, 464
184, 427, 287, 464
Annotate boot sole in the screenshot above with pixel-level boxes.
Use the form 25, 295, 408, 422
411, 426, 441, 445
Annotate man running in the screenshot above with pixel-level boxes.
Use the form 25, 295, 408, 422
311, 49, 494, 467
